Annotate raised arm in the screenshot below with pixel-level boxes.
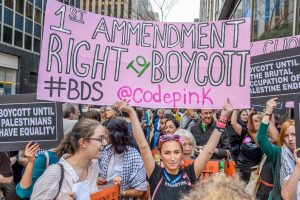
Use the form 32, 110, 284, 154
247, 109, 259, 145
193, 98, 232, 177
231, 110, 243, 136
115, 101, 155, 178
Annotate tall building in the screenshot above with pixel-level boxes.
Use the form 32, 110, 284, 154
199, 0, 298, 42
0, 0, 79, 95
80, 0, 159, 21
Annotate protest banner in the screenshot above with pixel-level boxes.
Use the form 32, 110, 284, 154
294, 94, 300, 148
90, 184, 119, 200
251, 34, 300, 56
0, 93, 63, 151
250, 46, 300, 108
37, 1, 251, 109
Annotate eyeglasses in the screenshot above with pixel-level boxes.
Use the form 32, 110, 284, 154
89, 136, 106, 143
158, 134, 183, 148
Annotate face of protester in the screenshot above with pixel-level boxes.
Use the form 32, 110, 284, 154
240, 111, 248, 122
182, 137, 193, 158
187, 109, 196, 117
284, 125, 296, 151
158, 110, 164, 119
106, 106, 116, 119
200, 109, 213, 125
70, 107, 80, 120
165, 121, 177, 135
81, 125, 108, 159
252, 114, 261, 131
160, 141, 183, 174
99, 109, 106, 119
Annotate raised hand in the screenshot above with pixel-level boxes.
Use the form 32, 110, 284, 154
265, 98, 278, 114
220, 98, 233, 119
115, 100, 134, 114
24, 141, 40, 163
112, 176, 122, 185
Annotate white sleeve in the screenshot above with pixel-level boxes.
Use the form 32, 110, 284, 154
30, 164, 62, 200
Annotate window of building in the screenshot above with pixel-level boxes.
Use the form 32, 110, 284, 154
83, 0, 87, 9
35, 0, 42, 9
128, 0, 132, 18
14, 30, 23, 47
101, 0, 105, 15
95, 0, 99, 13
89, 0, 93, 11
34, 23, 41, 38
0, 67, 17, 95
64, 0, 70, 5
26, 2, 33, 19
252, 0, 294, 41
25, 18, 32, 34
15, 13, 23, 30
114, 0, 118, 17
16, 0, 24, 15
121, 0, 124, 18
35, 8, 41, 24
4, 0, 13, 9
3, 25, 12, 44
0, 4, 2, 21
34, 38, 40, 52
27, 0, 33, 3
108, 0, 111, 16
25, 34, 32, 50
70, 0, 75, 6
4, 8, 13, 26
231, 0, 251, 19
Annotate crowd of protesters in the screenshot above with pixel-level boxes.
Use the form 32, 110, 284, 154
0, 97, 299, 200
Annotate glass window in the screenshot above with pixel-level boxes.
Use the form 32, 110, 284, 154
101, 0, 105, 15
35, 0, 42, 9
27, 0, 33, 3
4, 0, 13, 9
108, 0, 111, 16
231, 0, 251, 19
25, 18, 32, 34
14, 30, 23, 47
15, 14, 23, 30
25, 34, 32, 50
114, 0, 117, 17
3, 25, 12, 44
35, 8, 41, 24
0, 4, 2, 21
70, 0, 74, 6
16, 0, 24, 15
34, 38, 40, 52
0, 67, 17, 95
252, 0, 294, 41
4, 8, 13, 26
64, 0, 70, 5
34, 23, 41, 38
26, 2, 33, 19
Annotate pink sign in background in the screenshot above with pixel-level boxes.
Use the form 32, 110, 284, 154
37, 1, 251, 109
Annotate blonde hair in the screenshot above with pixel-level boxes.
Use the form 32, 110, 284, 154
182, 173, 254, 200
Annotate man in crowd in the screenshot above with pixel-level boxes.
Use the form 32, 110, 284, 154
62, 103, 80, 133
191, 109, 231, 159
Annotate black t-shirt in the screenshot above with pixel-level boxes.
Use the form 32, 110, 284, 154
237, 128, 263, 170
148, 163, 197, 200
0, 152, 13, 177
256, 158, 273, 200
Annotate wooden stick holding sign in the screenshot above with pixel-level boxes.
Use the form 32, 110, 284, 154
90, 184, 120, 200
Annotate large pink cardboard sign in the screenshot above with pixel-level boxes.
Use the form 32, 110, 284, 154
251, 35, 300, 56
37, 1, 251, 108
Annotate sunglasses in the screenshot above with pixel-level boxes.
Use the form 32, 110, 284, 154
158, 134, 183, 148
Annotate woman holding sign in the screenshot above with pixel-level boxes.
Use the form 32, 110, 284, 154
115, 99, 232, 200
31, 118, 108, 200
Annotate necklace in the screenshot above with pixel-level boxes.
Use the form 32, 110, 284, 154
163, 169, 182, 185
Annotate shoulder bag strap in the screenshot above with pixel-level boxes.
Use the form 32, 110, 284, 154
54, 163, 64, 200
44, 151, 50, 168
151, 177, 163, 200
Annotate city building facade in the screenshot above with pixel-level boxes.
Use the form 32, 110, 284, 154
199, 0, 299, 42
0, 0, 79, 95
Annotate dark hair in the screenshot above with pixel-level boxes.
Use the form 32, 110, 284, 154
62, 103, 76, 118
104, 117, 133, 154
106, 105, 119, 118
165, 118, 180, 129
83, 110, 101, 121
56, 118, 102, 155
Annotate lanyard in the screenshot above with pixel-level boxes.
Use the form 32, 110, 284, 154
163, 169, 183, 185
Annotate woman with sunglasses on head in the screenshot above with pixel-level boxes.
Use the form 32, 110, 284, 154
31, 119, 108, 200
115, 99, 232, 200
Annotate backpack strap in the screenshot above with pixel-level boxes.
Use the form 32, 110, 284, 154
151, 177, 163, 200
54, 163, 64, 200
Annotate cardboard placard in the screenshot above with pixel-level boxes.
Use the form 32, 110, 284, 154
90, 184, 119, 200
0, 93, 63, 151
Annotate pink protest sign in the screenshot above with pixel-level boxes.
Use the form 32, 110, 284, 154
251, 35, 300, 56
37, 1, 251, 109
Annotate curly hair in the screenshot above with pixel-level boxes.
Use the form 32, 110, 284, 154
182, 173, 254, 200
